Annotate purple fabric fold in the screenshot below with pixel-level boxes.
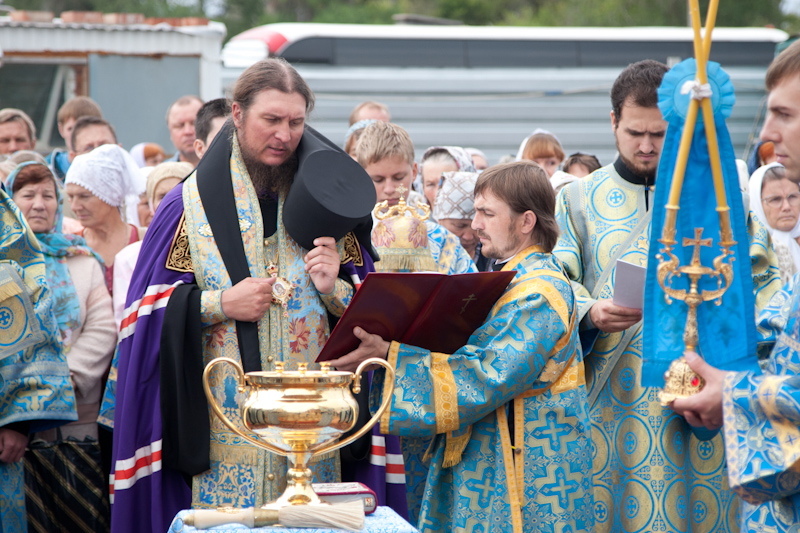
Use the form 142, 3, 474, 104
110, 183, 192, 533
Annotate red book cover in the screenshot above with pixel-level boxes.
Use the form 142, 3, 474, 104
316, 271, 516, 362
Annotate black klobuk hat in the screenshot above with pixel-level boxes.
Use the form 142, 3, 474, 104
283, 126, 378, 258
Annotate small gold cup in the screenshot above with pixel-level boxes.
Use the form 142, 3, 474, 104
202, 358, 395, 509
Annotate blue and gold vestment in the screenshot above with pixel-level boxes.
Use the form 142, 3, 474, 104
372, 246, 594, 533
378, 218, 477, 523
554, 162, 781, 533
723, 275, 800, 532
0, 190, 76, 533
184, 135, 355, 508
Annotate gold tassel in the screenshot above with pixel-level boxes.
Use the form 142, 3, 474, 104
442, 428, 472, 468
0, 279, 22, 303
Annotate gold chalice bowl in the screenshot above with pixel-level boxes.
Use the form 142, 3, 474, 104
202, 358, 394, 509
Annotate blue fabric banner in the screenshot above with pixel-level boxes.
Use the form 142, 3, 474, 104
642, 58, 757, 387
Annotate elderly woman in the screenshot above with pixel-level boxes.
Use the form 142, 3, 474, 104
750, 163, 800, 284
112, 161, 192, 328
9, 161, 116, 527
432, 170, 492, 270
418, 146, 476, 213
65, 144, 145, 296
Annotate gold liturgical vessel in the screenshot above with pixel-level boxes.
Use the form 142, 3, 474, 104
203, 358, 394, 508
656, 0, 735, 406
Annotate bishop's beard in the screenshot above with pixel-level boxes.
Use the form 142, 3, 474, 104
236, 129, 299, 198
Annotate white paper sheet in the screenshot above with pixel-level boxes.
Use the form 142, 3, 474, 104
613, 259, 647, 310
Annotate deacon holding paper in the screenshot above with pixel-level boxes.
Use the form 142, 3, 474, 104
670, 39, 800, 533
553, 59, 780, 532
330, 161, 594, 533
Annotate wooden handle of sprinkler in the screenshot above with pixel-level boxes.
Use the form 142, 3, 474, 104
184, 508, 279, 528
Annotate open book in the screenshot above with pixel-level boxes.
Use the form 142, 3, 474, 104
316, 270, 516, 362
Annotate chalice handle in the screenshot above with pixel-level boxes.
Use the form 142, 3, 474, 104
202, 357, 289, 457
312, 357, 396, 456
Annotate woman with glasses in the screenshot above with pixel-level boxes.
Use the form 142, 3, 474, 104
750, 163, 800, 284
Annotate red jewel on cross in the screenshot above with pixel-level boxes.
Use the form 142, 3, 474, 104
691, 376, 700, 387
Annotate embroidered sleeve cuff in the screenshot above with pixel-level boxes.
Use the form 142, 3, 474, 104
431, 351, 459, 434
379, 341, 401, 435
320, 279, 353, 317
201, 290, 227, 327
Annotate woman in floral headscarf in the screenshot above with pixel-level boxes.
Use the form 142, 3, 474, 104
418, 146, 476, 215
9, 161, 116, 442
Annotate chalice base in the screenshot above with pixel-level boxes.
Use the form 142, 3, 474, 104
263, 482, 325, 509
658, 356, 705, 407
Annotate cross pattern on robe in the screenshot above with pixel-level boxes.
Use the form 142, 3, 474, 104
692, 501, 708, 523
0, 309, 11, 328
464, 469, 495, 507
608, 189, 624, 206
534, 411, 571, 451
776, 347, 800, 375
697, 440, 714, 460
748, 430, 768, 450
420, 514, 441, 531
747, 506, 780, 533
541, 467, 578, 508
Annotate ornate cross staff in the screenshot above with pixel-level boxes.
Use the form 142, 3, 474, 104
656, 0, 736, 406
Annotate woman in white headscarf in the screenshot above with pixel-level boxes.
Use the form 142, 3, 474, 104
65, 144, 146, 296
749, 162, 800, 284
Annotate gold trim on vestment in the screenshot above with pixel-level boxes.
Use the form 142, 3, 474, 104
495, 405, 523, 533
380, 341, 401, 435
431, 351, 459, 434
166, 213, 194, 273
341, 232, 364, 266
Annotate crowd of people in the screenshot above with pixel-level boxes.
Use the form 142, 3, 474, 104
0, 37, 799, 533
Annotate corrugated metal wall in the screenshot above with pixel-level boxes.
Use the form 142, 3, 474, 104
246, 65, 768, 167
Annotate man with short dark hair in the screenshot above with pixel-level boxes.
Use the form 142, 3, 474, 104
68, 116, 118, 164
193, 98, 231, 160
105, 58, 378, 533
670, 38, 800, 533
47, 96, 103, 181
554, 60, 780, 532
0, 108, 36, 155
165, 95, 203, 166
332, 161, 594, 533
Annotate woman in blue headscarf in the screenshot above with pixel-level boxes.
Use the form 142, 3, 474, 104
8, 161, 116, 528
9, 161, 116, 440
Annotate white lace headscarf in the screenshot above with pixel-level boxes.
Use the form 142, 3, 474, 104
65, 144, 147, 225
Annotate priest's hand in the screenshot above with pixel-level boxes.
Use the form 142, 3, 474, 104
669, 351, 727, 431
589, 300, 642, 333
221, 277, 276, 322
0, 428, 28, 463
305, 237, 340, 296
328, 327, 390, 373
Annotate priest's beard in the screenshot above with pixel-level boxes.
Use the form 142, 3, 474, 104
615, 138, 658, 181
236, 129, 298, 197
